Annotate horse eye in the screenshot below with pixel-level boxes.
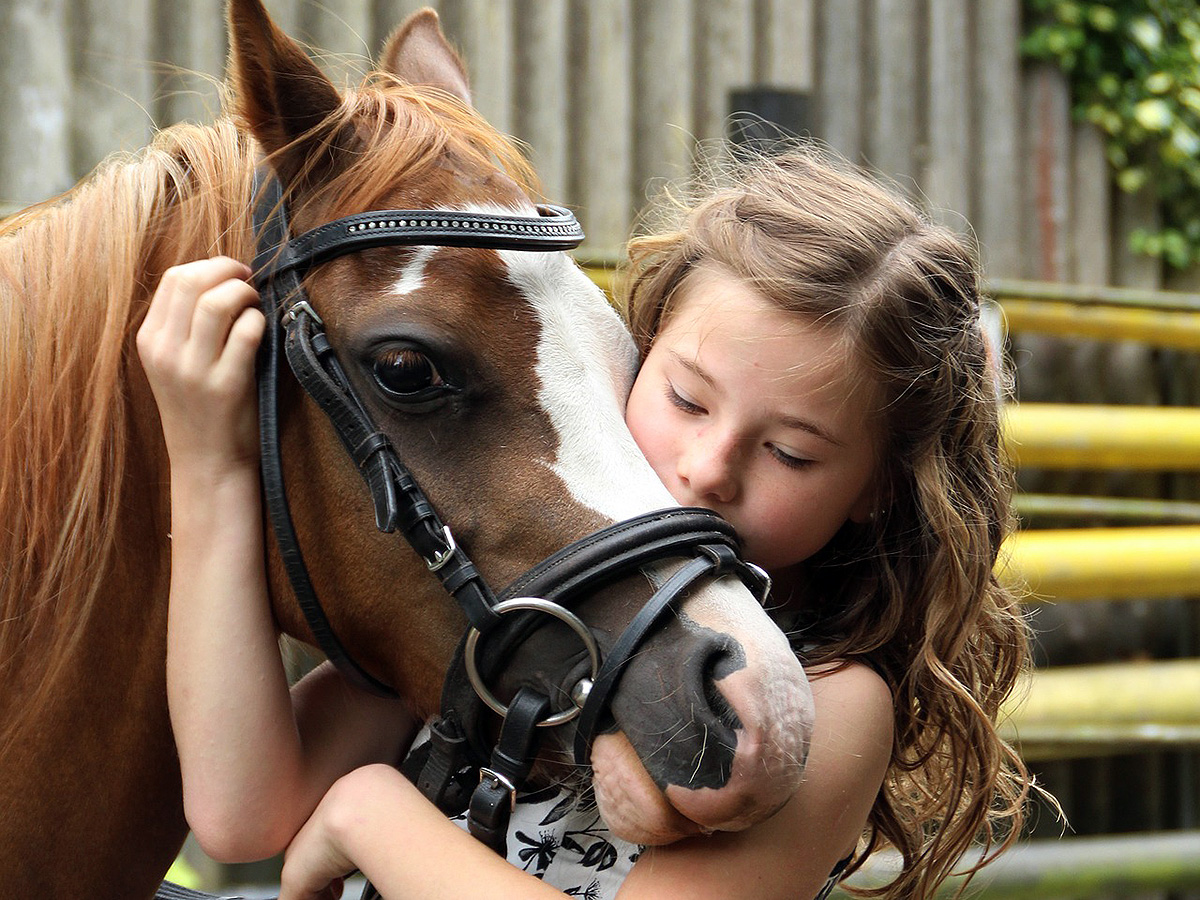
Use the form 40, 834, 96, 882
372, 347, 444, 399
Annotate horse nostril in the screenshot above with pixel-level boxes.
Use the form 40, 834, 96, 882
703, 644, 744, 732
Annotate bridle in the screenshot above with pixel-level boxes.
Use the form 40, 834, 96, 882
250, 171, 770, 853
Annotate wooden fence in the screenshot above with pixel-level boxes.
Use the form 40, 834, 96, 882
4, 0, 1196, 291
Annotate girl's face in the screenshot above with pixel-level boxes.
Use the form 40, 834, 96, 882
625, 265, 882, 575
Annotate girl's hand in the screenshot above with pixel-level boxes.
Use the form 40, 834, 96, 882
137, 257, 265, 479
278, 770, 373, 900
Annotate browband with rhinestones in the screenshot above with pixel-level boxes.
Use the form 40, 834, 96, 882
253, 203, 585, 280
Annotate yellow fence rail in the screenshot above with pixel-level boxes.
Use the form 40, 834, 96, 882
837, 830, 1200, 900
1002, 659, 1200, 760
1001, 525, 1200, 601
1004, 403, 1200, 470
999, 298, 1200, 350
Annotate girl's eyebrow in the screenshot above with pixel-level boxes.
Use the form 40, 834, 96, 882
778, 413, 845, 447
671, 351, 846, 447
670, 352, 717, 388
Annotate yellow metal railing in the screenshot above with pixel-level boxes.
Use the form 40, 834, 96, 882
1004, 403, 1200, 470
999, 298, 1200, 350
1001, 659, 1200, 760
1000, 525, 1200, 601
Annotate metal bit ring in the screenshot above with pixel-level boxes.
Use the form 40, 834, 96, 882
465, 598, 601, 727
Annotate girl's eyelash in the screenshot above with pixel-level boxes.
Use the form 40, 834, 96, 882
769, 445, 813, 470
666, 383, 704, 414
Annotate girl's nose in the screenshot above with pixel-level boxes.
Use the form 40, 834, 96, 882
677, 430, 739, 504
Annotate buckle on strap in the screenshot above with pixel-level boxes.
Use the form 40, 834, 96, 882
280, 298, 323, 327
424, 525, 457, 572
477, 767, 518, 812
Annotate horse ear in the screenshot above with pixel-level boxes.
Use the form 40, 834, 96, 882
379, 8, 473, 106
226, 0, 349, 187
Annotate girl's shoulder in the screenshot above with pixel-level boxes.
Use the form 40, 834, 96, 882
805, 657, 893, 728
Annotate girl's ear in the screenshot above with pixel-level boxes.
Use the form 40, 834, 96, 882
379, 8, 472, 106
226, 0, 352, 189
848, 479, 884, 526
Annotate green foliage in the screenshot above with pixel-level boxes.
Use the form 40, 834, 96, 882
1023, 1, 1200, 269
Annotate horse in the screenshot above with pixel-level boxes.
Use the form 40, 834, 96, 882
0, 3, 812, 897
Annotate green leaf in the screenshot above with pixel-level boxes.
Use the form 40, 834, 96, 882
1133, 98, 1174, 130
1145, 71, 1175, 94
1129, 16, 1165, 52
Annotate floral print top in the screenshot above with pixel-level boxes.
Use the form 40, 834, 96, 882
443, 779, 848, 900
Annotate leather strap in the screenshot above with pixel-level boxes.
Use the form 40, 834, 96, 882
500, 507, 750, 605
281, 308, 501, 633
434, 509, 766, 774
254, 175, 399, 697
255, 205, 584, 281
467, 687, 552, 854
571, 543, 745, 764
408, 714, 472, 814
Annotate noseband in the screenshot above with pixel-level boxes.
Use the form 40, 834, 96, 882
251, 172, 769, 852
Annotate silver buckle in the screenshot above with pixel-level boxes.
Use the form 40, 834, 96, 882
478, 767, 518, 811
425, 526, 457, 572
280, 299, 323, 327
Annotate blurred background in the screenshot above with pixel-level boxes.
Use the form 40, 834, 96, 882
2, 0, 1197, 895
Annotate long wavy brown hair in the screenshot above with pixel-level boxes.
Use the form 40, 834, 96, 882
620, 145, 1037, 899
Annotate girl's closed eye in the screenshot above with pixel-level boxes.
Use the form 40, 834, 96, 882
665, 382, 705, 415
767, 443, 814, 470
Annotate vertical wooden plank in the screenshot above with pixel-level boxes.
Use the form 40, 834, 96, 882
756, 0, 815, 90
569, 0, 632, 258
1070, 122, 1111, 285
694, 0, 754, 144
926, 0, 971, 225
438, 0, 513, 134
972, 0, 1022, 279
297, 0, 374, 87
868, 0, 919, 184
155, 0, 227, 126
1113, 187, 1163, 290
0, 0, 73, 207
816, 0, 866, 161
1022, 64, 1071, 283
632, 0, 693, 206
264, 0, 302, 37
514, 0, 569, 203
72, 0, 155, 175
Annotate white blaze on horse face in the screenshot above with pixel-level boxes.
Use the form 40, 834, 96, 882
388, 245, 439, 296
496, 248, 679, 521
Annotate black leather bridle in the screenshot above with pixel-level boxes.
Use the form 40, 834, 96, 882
250, 171, 771, 854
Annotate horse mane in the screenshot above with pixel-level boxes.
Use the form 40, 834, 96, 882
0, 72, 536, 752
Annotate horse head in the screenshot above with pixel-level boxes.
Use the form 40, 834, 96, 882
229, 0, 812, 842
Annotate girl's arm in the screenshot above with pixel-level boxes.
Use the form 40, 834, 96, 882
276, 660, 893, 900
138, 258, 415, 863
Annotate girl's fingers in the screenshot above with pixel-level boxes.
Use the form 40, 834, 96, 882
212, 305, 267, 383
187, 276, 262, 366
144, 257, 252, 346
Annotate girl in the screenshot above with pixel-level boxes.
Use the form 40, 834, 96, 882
139, 146, 1033, 900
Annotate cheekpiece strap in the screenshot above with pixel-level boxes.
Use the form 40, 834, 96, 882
467, 687, 552, 855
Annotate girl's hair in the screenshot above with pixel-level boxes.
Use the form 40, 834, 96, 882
620, 145, 1034, 899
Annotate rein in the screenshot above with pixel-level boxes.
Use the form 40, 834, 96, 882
250, 171, 769, 854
